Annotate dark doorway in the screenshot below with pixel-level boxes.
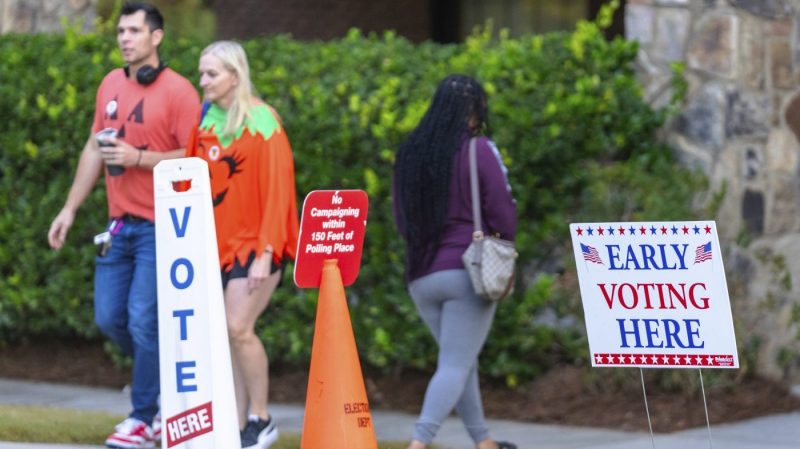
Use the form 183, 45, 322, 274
431, 0, 462, 43
587, 0, 626, 39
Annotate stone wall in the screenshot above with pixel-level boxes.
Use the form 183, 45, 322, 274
0, 0, 95, 34
627, 0, 800, 381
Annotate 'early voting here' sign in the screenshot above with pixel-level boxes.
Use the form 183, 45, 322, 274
570, 221, 738, 369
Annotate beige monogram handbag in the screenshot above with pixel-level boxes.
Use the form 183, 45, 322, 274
462, 138, 517, 301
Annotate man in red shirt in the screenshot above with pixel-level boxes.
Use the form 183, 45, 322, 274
47, 3, 200, 448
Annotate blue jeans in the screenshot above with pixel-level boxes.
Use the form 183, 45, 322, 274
94, 219, 159, 424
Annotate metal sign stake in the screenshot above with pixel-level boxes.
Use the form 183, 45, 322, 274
699, 368, 714, 449
640, 368, 656, 449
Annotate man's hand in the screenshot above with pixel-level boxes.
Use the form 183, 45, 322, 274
48, 208, 76, 250
99, 137, 140, 167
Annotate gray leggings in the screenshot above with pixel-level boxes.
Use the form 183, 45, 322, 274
408, 269, 497, 445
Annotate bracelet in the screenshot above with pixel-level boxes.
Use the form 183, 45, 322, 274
136, 150, 143, 167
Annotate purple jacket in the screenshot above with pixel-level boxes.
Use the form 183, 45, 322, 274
396, 135, 517, 281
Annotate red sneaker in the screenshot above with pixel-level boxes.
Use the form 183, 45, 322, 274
105, 418, 154, 449
152, 411, 161, 442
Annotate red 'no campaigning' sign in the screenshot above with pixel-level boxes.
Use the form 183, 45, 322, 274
293, 190, 368, 288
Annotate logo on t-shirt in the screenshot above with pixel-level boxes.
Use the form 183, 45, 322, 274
127, 98, 145, 124
105, 97, 118, 120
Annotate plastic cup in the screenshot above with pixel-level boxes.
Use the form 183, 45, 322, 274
96, 128, 124, 176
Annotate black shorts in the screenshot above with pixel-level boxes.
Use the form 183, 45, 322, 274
221, 250, 282, 290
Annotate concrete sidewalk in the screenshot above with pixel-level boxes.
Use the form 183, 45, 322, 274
0, 378, 798, 449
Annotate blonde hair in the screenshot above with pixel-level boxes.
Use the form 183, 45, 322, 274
201, 40, 255, 137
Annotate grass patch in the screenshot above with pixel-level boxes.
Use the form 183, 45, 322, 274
0, 404, 125, 444
0, 405, 412, 448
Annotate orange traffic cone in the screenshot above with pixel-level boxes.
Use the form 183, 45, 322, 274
300, 259, 378, 449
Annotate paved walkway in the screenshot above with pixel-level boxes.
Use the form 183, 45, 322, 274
0, 378, 798, 449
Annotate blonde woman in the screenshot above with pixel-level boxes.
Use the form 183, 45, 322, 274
186, 40, 299, 449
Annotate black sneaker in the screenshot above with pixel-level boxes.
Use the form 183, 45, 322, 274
241, 415, 279, 449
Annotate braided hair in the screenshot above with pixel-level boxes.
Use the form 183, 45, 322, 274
394, 75, 489, 278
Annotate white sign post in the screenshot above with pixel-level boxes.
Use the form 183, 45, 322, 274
154, 158, 241, 449
570, 221, 738, 369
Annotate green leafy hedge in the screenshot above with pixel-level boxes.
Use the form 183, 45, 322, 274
0, 13, 703, 383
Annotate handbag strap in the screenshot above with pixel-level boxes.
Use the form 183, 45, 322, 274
467, 137, 483, 238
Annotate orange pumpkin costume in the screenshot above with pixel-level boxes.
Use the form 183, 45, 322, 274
186, 102, 299, 273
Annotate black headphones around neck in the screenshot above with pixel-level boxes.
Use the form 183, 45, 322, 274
124, 61, 166, 86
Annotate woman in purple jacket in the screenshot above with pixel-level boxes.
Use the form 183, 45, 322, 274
393, 75, 517, 449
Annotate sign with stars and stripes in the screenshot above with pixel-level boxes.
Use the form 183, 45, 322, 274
569, 221, 738, 369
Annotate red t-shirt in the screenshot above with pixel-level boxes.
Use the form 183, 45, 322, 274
92, 68, 200, 220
